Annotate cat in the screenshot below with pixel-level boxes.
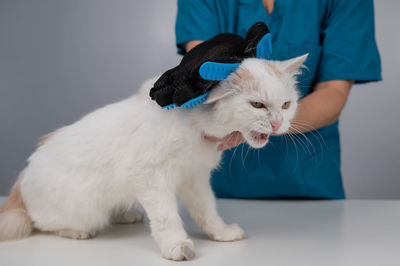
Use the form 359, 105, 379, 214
0, 54, 306, 261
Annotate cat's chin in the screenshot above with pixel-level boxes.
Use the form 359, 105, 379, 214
245, 131, 270, 148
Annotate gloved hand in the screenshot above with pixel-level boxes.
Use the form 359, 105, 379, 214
149, 22, 271, 108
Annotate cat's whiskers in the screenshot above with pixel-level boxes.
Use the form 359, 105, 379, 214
289, 126, 317, 159
297, 73, 317, 84
239, 128, 251, 169
228, 131, 243, 174
287, 131, 311, 157
289, 122, 317, 151
240, 138, 246, 169
291, 120, 327, 151
283, 133, 289, 159
243, 142, 252, 165
286, 132, 300, 171
292, 119, 326, 142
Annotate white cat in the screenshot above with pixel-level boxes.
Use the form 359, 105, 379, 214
0, 55, 306, 261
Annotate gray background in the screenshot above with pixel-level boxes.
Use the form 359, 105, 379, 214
0, 0, 399, 198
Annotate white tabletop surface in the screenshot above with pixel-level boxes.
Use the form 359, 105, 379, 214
0, 197, 399, 266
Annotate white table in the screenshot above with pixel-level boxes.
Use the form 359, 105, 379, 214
0, 197, 399, 266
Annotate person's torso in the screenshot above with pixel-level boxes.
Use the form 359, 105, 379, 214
210, 0, 345, 199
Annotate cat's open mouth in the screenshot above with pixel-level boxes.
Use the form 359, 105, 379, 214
250, 131, 269, 145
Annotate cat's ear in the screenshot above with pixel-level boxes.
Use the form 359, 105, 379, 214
204, 86, 234, 104
276, 54, 308, 75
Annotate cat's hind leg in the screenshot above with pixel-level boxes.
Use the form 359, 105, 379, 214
111, 206, 143, 224
57, 229, 97, 240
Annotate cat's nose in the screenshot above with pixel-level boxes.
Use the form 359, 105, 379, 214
271, 120, 282, 131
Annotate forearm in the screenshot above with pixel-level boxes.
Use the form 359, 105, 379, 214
289, 80, 353, 134
185, 41, 203, 52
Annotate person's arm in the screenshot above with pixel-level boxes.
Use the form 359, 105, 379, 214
176, 0, 219, 55
288, 80, 353, 134
185, 40, 204, 52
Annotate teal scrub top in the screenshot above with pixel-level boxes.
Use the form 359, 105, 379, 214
176, 0, 381, 199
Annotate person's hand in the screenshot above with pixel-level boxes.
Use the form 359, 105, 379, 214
203, 129, 287, 151
203, 131, 246, 151
150, 22, 271, 108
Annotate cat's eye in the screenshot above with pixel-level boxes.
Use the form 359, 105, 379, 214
250, 102, 265, 109
281, 101, 291, 110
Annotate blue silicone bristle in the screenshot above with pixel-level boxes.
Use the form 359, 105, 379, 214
179, 91, 210, 109
256, 33, 272, 59
160, 92, 209, 110
199, 62, 240, 81
162, 103, 178, 110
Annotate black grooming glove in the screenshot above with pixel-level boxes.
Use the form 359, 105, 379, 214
149, 22, 271, 108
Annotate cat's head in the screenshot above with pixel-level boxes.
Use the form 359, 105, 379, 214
205, 54, 307, 148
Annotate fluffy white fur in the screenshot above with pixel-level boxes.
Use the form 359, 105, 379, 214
0, 55, 307, 261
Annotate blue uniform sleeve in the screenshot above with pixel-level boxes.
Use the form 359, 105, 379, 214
175, 0, 219, 55
317, 0, 382, 83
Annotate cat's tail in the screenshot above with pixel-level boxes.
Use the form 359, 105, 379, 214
0, 171, 33, 241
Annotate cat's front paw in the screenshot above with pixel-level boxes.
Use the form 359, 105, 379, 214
162, 239, 195, 261
209, 223, 244, 242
